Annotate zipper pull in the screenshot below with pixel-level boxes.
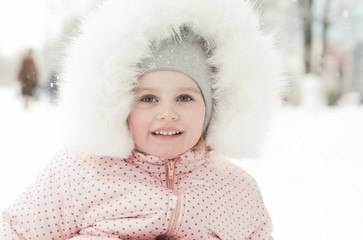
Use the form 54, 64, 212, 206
168, 160, 175, 180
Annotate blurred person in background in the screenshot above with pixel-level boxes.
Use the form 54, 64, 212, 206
17, 49, 38, 108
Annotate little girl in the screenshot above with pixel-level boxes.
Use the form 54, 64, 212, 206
1, 0, 284, 239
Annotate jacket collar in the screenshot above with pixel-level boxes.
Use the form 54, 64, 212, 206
126, 149, 210, 177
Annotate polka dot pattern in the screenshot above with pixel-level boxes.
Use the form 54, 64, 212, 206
1, 149, 273, 239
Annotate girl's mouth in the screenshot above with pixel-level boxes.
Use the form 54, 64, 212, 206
151, 131, 182, 136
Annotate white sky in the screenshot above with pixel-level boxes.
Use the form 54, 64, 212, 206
1, 0, 362, 56
0, 0, 93, 56
0, 0, 46, 55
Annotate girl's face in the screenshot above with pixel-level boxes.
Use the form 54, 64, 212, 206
128, 70, 205, 159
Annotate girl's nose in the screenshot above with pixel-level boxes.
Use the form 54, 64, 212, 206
157, 105, 179, 121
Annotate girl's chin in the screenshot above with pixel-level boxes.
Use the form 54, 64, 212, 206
142, 148, 188, 160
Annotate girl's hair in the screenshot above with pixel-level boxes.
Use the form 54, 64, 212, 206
192, 135, 206, 155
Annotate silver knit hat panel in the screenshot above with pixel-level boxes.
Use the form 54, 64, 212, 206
138, 34, 212, 132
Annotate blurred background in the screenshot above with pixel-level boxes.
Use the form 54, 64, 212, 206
0, 0, 362, 239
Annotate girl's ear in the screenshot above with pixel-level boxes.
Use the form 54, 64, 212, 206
127, 117, 136, 143
126, 116, 130, 128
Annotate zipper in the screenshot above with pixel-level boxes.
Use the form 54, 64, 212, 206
164, 158, 181, 237
166, 160, 175, 190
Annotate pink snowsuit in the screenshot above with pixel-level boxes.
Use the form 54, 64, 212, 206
1, 149, 273, 239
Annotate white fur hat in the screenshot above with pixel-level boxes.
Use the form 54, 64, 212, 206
59, 0, 285, 159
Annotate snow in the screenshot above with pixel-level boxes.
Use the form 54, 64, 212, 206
230, 107, 363, 240
1, 85, 362, 239
0, 86, 64, 209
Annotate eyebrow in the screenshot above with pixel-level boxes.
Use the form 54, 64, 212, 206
136, 87, 202, 95
178, 87, 202, 94
135, 87, 158, 93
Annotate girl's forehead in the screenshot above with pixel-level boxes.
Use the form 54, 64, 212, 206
137, 71, 200, 90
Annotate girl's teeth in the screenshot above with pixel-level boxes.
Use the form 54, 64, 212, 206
154, 131, 180, 135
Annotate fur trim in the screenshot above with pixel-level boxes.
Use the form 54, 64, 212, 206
59, 0, 285, 159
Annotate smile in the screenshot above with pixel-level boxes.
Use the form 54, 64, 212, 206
152, 131, 182, 136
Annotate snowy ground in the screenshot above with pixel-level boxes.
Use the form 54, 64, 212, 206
1, 85, 362, 240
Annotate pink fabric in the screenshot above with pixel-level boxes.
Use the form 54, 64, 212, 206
1, 149, 273, 239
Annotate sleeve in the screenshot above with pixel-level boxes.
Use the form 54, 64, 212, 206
0, 150, 79, 239
246, 179, 274, 240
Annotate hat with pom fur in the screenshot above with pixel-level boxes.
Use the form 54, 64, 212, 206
60, 0, 285, 159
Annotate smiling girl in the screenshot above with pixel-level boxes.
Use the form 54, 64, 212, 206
1, 0, 284, 239
128, 71, 206, 160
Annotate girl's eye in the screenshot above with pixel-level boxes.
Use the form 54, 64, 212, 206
177, 95, 192, 102
141, 96, 157, 102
